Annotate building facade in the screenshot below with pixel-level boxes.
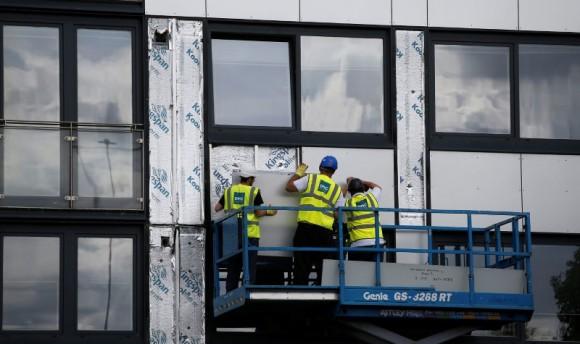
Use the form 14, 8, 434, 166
0, 0, 579, 343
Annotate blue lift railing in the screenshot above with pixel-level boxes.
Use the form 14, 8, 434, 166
213, 206, 533, 319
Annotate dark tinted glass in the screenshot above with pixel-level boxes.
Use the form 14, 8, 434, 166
2, 236, 60, 330
435, 45, 511, 134
77, 237, 133, 331
212, 39, 292, 127
519, 45, 580, 139
77, 29, 133, 124
301, 36, 384, 133
3, 26, 60, 122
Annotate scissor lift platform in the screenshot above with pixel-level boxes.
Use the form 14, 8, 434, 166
212, 207, 534, 338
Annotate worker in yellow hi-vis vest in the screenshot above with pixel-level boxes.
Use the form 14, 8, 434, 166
344, 177, 384, 262
215, 171, 277, 292
286, 156, 344, 285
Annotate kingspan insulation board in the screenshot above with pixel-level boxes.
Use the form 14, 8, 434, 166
149, 18, 175, 225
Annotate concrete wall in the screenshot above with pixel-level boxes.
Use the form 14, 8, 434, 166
145, 0, 580, 33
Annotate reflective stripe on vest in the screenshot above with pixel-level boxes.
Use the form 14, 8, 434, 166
224, 184, 261, 238
297, 174, 340, 230
346, 192, 382, 243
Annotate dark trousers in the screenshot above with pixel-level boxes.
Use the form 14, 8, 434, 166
292, 222, 335, 286
348, 245, 385, 262
226, 238, 259, 292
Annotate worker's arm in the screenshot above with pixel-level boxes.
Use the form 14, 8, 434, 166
286, 163, 308, 192
253, 192, 277, 217
214, 195, 225, 212
362, 180, 381, 191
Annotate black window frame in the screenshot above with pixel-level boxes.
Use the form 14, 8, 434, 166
0, 12, 145, 211
428, 31, 580, 154
0, 224, 145, 344
206, 22, 394, 149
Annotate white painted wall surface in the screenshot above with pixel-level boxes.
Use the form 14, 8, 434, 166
207, 0, 299, 21
392, 0, 427, 27
146, 0, 205, 18
300, 147, 396, 225
522, 154, 580, 234
430, 151, 522, 228
428, 0, 518, 30
519, 0, 580, 33
300, 0, 390, 25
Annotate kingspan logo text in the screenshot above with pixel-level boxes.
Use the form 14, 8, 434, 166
363, 292, 389, 301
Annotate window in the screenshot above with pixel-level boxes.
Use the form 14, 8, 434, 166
208, 24, 391, 148
0, 226, 143, 343
0, 17, 143, 209
429, 33, 580, 154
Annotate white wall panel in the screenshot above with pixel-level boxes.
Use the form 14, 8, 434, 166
430, 151, 522, 228
207, 0, 299, 21
146, 0, 205, 17
520, 0, 580, 33
301, 147, 395, 225
300, 0, 390, 25
428, 0, 518, 30
522, 155, 580, 233
392, 0, 427, 27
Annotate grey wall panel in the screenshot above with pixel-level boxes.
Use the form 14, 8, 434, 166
522, 155, 580, 233
301, 147, 396, 224
392, 0, 427, 27
207, 0, 299, 21
430, 151, 522, 228
428, 0, 518, 30
519, 0, 580, 32
146, 0, 205, 17
299, 0, 390, 25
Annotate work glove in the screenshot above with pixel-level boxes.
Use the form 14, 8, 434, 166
295, 163, 308, 177
265, 204, 277, 216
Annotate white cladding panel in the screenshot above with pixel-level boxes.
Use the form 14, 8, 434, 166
146, 0, 205, 17
301, 147, 395, 224
519, 0, 580, 33
522, 155, 580, 233
300, 0, 390, 25
392, 0, 427, 27
428, 0, 518, 30
430, 151, 522, 227
207, 0, 299, 21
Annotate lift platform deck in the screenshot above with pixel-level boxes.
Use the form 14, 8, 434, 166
212, 207, 534, 329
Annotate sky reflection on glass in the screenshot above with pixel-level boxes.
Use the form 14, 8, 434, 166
520, 44, 580, 140
212, 39, 292, 127
3, 26, 60, 122
2, 237, 60, 330
435, 45, 511, 134
301, 36, 384, 133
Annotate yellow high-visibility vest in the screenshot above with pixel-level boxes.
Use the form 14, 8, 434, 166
297, 174, 341, 230
224, 184, 261, 239
346, 192, 382, 243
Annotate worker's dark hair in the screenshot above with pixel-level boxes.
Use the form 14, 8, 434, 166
319, 166, 335, 175
348, 178, 365, 195
240, 176, 254, 183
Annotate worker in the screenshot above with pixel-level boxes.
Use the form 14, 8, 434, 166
286, 156, 344, 285
214, 171, 277, 292
344, 177, 384, 262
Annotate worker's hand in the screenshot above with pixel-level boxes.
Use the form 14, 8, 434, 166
266, 204, 277, 216
295, 163, 308, 177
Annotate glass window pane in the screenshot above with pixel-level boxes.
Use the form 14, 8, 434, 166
527, 245, 580, 341
2, 127, 61, 198
2, 237, 60, 330
75, 130, 137, 203
301, 36, 384, 133
435, 45, 511, 134
212, 39, 292, 127
519, 45, 580, 139
77, 29, 133, 124
3, 26, 60, 122
77, 237, 133, 331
